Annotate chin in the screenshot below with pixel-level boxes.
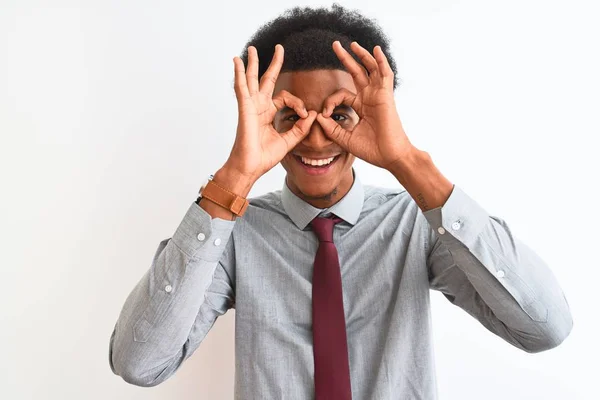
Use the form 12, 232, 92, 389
297, 182, 338, 200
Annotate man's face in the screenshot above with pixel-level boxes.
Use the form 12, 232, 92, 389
273, 69, 359, 206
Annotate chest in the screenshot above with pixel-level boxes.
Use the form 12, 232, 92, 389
233, 218, 430, 332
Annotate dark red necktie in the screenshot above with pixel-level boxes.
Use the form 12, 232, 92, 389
310, 215, 352, 400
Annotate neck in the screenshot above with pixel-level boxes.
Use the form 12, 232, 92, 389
287, 169, 355, 209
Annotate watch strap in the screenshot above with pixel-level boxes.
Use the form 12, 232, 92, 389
199, 179, 249, 217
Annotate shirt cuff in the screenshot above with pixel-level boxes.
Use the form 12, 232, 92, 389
421, 184, 489, 249
171, 201, 236, 261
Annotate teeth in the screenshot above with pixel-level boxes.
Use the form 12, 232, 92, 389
301, 156, 335, 166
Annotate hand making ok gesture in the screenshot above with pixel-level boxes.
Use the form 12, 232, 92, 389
226, 44, 318, 184
316, 41, 416, 172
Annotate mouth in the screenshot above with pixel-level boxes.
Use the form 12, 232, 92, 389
292, 154, 342, 176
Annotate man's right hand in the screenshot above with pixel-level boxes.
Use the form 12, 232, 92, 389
220, 44, 317, 194
201, 44, 316, 220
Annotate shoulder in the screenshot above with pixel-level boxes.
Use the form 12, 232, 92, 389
248, 190, 281, 208
361, 184, 429, 240
242, 190, 287, 219
363, 184, 410, 207
362, 183, 421, 220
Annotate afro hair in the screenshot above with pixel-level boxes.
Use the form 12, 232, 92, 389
240, 3, 400, 91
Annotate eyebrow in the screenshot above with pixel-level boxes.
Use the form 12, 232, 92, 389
277, 104, 355, 115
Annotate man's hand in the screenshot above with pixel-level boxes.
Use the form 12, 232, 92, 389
223, 44, 318, 191
316, 41, 417, 173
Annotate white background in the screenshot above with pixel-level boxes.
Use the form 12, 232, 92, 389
1, 0, 598, 399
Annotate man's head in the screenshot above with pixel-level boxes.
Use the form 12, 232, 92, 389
240, 4, 399, 207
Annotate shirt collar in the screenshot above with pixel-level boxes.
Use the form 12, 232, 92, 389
281, 167, 364, 230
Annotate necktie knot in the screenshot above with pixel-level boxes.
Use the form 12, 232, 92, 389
310, 215, 343, 243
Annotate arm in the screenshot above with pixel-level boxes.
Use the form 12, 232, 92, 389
423, 184, 573, 352
108, 168, 245, 387
392, 149, 573, 352
108, 43, 320, 386
305, 39, 573, 352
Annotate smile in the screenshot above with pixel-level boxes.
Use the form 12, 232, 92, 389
293, 154, 341, 175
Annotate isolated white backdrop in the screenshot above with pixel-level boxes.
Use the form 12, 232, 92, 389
1, 0, 598, 399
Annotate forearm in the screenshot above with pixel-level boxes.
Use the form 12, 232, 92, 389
425, 185, 573, 352
109, 203, 236, 386
389, 147, 454, 212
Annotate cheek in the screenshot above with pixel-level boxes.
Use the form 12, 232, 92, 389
273, 118, 293, 132
280, 153, 294, 169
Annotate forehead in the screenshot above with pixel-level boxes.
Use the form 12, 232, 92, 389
273, 69, 356, 109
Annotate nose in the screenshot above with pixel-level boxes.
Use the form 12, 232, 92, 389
301, 119, 334, 149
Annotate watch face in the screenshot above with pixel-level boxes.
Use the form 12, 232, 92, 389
198, 175, 214, 195
199, 182, 207, 194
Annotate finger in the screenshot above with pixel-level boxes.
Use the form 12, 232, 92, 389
280, 110, 318, 151
259, 44, 284, 96
332, 41, 370, 90
246, 46, 259, 96
373, 45, 394, 88
272, 89, 308, 118
316, 112, 352, 151
233, 56, 250, 100
322, 88, 357, 118
349, 41, 380, 79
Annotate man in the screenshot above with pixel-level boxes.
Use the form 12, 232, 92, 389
109, 4, 573, 399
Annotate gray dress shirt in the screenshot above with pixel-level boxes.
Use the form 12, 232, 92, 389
109, 168, 573, 399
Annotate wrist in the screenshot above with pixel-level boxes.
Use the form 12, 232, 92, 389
389, 147, 454, 211
212, 165, 256, 198
388, 146, 427, 183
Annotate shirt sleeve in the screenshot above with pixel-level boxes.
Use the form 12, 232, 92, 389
422, 184, 573, 353
108, 201, 237, 386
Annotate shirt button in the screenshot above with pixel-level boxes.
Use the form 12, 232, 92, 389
437, 227, 445, 234
496, 270, 505, 278
197, 233, 206, 241
214, 238, 221, 246
165, 284, 172, 293
451, 221, 461, 230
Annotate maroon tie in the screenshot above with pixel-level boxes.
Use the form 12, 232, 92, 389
310, 215, 352, 400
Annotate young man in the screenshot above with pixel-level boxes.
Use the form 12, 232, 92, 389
109, 4, 572, 399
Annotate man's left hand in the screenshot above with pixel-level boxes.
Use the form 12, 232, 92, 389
316, 40, 417, 172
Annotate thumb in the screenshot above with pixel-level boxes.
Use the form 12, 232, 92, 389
316, 113, 352, 151
280, 110, 318, 151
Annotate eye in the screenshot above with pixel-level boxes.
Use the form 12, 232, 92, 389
285, 114, 300, 122
283, 113, 348, 123
331, 113, 348, 122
